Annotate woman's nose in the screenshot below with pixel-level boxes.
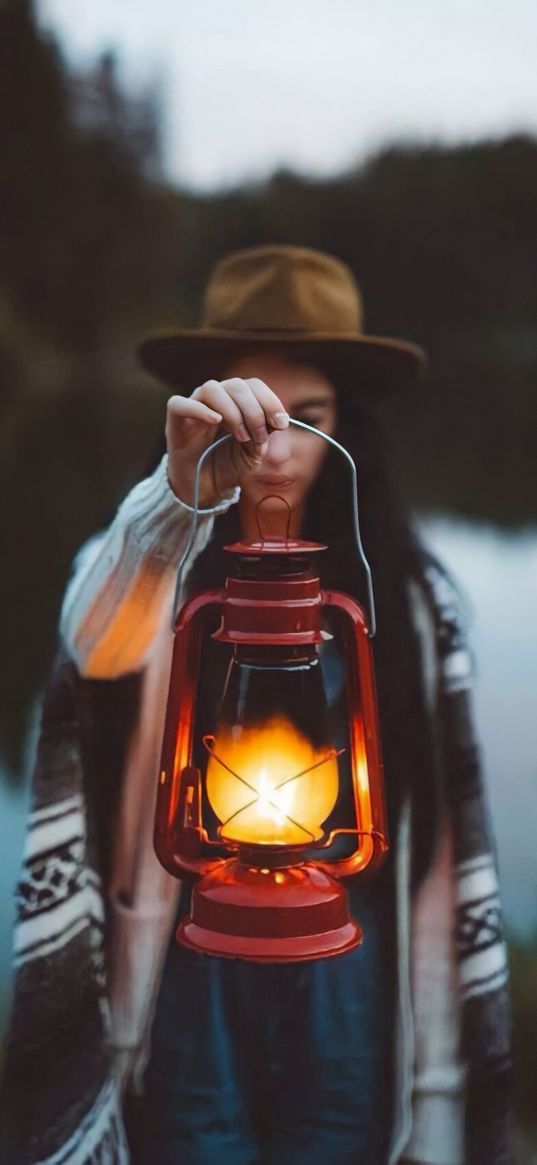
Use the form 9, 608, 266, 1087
261, 428, 292, 465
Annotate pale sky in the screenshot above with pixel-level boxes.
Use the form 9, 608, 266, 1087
37, 0, 537, 189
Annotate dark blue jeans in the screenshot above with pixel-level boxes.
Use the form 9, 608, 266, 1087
135, 888, 389, 1165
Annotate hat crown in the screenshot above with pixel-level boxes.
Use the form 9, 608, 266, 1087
202, 245, 364, 335
137, 243, 426, 394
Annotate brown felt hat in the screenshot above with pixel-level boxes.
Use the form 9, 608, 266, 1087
138, 244, 426, 394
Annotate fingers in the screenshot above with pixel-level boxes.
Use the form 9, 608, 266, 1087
193, 381, 251, 444
222, 377, 289, 444
193, 377, 289, 445
166, 394, 222, 451
220, 379, 268, 445
243, 378, 289, 432
167, 376, 290, 495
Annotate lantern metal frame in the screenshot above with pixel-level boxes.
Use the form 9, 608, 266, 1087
154, 422, 388, 961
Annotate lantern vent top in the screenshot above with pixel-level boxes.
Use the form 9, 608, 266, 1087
224, 537, 327, 557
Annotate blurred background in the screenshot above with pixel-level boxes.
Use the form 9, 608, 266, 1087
1, 0, 536, 1156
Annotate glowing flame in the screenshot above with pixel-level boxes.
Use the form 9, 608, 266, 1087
206, 715, 339, 847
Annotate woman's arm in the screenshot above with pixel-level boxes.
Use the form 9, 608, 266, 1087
60, 455, 238, 679
61, 377, 289, 679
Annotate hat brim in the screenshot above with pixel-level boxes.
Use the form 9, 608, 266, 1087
137, 327, 426, 397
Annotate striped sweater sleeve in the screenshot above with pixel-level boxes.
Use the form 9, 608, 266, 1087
60, 455, 239, 679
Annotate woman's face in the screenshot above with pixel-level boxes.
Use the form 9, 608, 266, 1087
224, 352, 337, 530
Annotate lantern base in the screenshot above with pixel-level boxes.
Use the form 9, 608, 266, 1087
176, 859, 362, 963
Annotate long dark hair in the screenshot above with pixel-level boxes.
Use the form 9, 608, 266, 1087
185, 393, 441, 887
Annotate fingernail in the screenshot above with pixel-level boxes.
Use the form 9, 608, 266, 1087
237, 424, 250, 443
254, 426, 269, 443
272, 411, 289, 429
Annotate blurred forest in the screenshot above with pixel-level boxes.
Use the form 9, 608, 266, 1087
2, 0, 537, 764
1, 0, 536, 1153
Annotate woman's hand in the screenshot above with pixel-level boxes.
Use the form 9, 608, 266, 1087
166, 377, 289, 506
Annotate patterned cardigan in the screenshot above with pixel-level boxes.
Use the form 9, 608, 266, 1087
0, 530, 512, 1164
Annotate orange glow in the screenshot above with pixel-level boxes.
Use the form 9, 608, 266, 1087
206, 715, 339, 847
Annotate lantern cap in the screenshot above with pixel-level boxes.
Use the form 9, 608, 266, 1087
224, 538, 327, 556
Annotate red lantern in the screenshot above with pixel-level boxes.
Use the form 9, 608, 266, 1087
154, 425, 388, 962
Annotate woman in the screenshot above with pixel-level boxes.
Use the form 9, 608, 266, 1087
2, 247, 511, 1164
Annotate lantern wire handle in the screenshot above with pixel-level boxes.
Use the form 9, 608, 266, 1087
172, 420, 376, 637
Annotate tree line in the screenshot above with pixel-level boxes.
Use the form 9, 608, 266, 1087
1, 0, 536, 760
